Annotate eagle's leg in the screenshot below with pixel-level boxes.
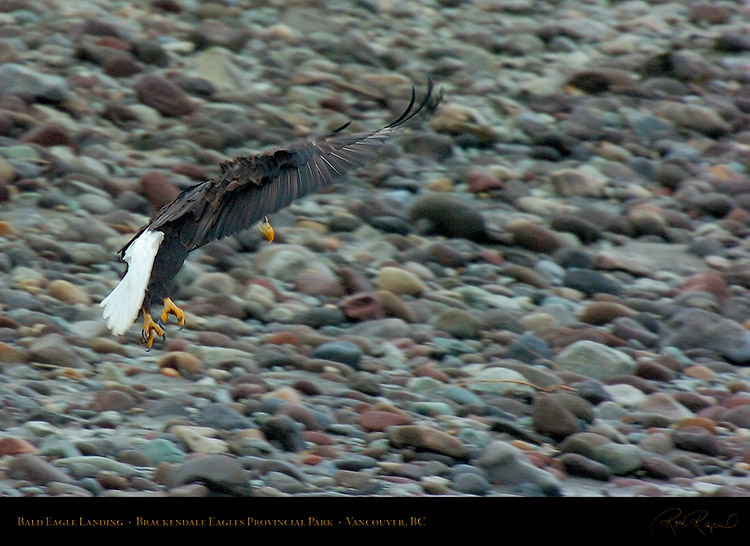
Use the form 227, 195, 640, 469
160, 297, 185, 328
259, 216, 275, 243
141, 308, 164, 350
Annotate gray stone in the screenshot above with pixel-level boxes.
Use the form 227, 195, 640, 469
0, 63, 69, 102
168, 454, 252, 495
310, 341, 363, 367
555, 340, 636, 380
477, 441, 561, 496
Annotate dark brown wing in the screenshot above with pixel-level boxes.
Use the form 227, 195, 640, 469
146, 79, 442, 252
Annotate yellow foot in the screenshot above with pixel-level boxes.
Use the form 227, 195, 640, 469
259, 216, 274, 243
141, 310, 164, 350
160, 297, 186, 328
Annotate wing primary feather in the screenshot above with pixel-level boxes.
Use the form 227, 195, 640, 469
319, 155, 342, 176
313, 156, 331, 184
147, 78, 442, 251
329, 151, 359, 166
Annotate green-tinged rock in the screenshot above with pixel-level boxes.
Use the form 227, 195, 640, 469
472, 367, 536, 397
142, 438, 188, 464
593, 443, 644, 475
555, 340, 636, 379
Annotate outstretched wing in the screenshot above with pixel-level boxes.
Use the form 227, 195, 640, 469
147, 79, 442, 251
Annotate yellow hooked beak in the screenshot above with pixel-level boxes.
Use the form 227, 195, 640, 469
259, 216, 274, 243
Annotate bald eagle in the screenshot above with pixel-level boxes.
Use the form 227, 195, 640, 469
100, 80, 442, 349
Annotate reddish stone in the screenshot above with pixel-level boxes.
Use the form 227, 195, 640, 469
277, 404, 323, 430
506, 219, 565, 254
292, 379, 322, 396
414, 364, 451, 383
339, 292, 386, 321
196, 331, 233, 347
339, 267, 375, 293
104, 56, 143, 78
92, 389, 138, 412
303, 430, 335, 446
20, 125, 76, 149
312, 445, 339, 458
722, 394, 750, 408
0, 316, 20, 329
230, 383, 266, 399
153, 0, 183, 13
267, 331, 303, 347
676, 417, 716, 433
524, 450, 551, 469
79, 18, 126, 39
696, 406, 729, 421
95, 36, 130, 50
480, 250, 504, 266
0, 437, 37, 456
679, 270, 728, 300
139, 171, 179, 209
537, 325, 627, 349
726, 207, 750, 225
466, 167, 503, 193
133, 74, 195, 117
359, 409, 412, 432
97, 472, 129, 489
579, 301, 635, 325
689, 3, 731, 24
293, 270, 345, 298
171, 163, 208, 181
301, 454, 324, 466
163, 338, 190, 352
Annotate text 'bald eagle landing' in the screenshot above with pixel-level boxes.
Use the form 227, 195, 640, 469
100, 80, 443, 349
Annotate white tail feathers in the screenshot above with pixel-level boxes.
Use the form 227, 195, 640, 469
100, 229, 164, 335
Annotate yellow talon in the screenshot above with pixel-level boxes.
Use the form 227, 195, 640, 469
141, 310, 164, 350
161, 297, 185, 327
259, 216, 274, 243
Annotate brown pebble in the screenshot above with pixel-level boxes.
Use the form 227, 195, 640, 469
96, 471, 129, 490
292, 379, 321, 396
506, 218, 565, 253
104, 56, 143, 77
359, 409, 413, 432
0, 437, 37, 456
414, 364, 451, 383
158, 351, 203, 375
133, 74, 195, 117
387, 425, 468, 459
139, 172, 180, 209
92, 389, 138, 412
301, 454, 324, 466
683, 365, 717, 381
90, 337, 129, 356
532, 393, 580, 440
578, 301, 635, 325
171, 163, 208, 181
0, 342, 27, 364
153, 0, 182, 12
339, 292, 386, 321
722, 394, 750, 408
302, 430, 334, 446
679, 271, 728, 301
47, 279, 91, 305
689, 2, 731, 24
676, 417, 716, 433
637, 360, 678, 382
20, 125, 76, 149
466, 167, 503, 193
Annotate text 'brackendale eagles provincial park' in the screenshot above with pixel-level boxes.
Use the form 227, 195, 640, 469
17, 515, 430, 528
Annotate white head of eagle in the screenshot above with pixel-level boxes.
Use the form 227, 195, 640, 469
100, 79, 442, 349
